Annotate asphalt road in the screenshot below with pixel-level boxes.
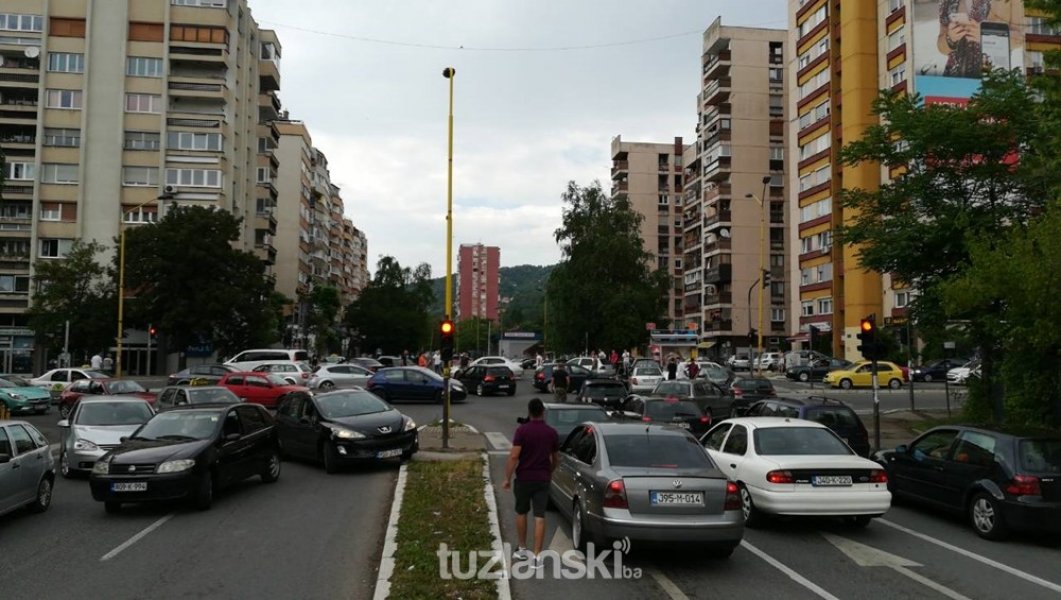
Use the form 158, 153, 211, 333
770, 376, 967, 415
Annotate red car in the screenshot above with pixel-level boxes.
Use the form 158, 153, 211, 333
58, 378, 157, 418
218, 371, 308, 408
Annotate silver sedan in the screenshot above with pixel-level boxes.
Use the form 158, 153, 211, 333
550, 422, 744, 557
0, 420, 55, 517
58, 396, 154, 478
307, 364, 374, 391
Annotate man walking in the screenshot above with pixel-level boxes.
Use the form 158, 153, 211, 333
502, 398, 559, 564
550, 360, 569, 403
90, 352, 103, 371
666, 356, 678, 380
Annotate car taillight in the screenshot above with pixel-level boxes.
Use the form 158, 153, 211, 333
536, 373, 544, 381
766, 470, 794, 484
868, 470, 888, 484
724, 481, 741, 511
700, 416, 711, 424
641, 416, 652, 422
733, 388, 743, 397
483, 376, 494, 382
603, 479, 628, 509
1006, 475, 1041, 497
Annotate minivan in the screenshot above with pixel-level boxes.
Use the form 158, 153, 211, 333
225, 349, 310, 371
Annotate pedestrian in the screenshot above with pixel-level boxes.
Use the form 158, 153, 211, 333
550, 361, 569, 403
622, 350, 631, 377
667, 356, 678, 380
535, 352, 544, 369
460, 352, 470, 370
433, 350, 442, 374
686, 356, 700, 380
102, 354, 114, 374
418, 352, 428, 368
401, 350, 410, 367
502, 398, 559, 565
91, 352, 103, 371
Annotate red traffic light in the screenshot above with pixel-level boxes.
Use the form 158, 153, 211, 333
149, 326, 157, 336
860, 318, 875, 333
440, 320, 454, 335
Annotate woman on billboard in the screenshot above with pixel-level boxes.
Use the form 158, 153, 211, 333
936, 0, 1020, 78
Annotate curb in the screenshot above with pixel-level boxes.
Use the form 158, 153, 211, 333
481, 454, 512, 600
372, 463, 408, 600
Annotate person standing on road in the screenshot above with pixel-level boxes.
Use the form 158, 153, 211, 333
91, 352, 103, 371
433, 351, 442, 374
686, 357, 700, 380
535, 352, 544, 369
550, 361, 569, 403
666, 356, 678, 380
502, 398, 559, 564
102, 354, 113, 374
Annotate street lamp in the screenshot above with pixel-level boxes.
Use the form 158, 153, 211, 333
115, 191, 174, 378
441, 66, 456, 449
745, 175, 771, 376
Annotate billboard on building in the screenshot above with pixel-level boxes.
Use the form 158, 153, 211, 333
912, 0, 1026, 103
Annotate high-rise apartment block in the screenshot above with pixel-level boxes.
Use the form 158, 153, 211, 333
457, 243, 500, 321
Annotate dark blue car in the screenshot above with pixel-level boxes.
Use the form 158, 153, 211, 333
366, 367, 467, 404
742, 396, 871, 457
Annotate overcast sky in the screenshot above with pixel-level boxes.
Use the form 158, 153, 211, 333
249, 0, 788, 276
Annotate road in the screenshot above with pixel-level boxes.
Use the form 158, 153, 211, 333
768, 376, 968, 415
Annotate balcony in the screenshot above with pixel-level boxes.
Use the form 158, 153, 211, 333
254, 210, 277, 233
703, 210, 732, 229
703, 237, 731, 254
612, 180, 629, 195
704, 291, 733, 306
703, 156, 732, 181
0, 72, 40, 91
0, 131, 35, 148
0, 253, 30, 267
703, 78, 731, 106
169, 79, 225, 99
0, 184, 33, 199
703, 50, 731, 80
704, 183, 731, 203
703, 319, 734, 332
703, 263, 732, 284
259, 58, 280, 92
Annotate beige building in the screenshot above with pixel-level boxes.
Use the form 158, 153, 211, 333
682, 18, 788, 359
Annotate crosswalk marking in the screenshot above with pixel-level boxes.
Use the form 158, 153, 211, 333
485, 432, 511, 451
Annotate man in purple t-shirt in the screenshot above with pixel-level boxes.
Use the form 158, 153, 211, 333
502, 398, 559, 563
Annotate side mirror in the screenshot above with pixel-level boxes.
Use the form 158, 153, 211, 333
224, 432, 241, 442
0, 453, 10, 464
57, 419, 70, 428
119, 436, 128, 443
895, 444, 908, 455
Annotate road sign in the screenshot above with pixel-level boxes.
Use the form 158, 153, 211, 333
645, 322, 656, 330
687, 322, 698, 330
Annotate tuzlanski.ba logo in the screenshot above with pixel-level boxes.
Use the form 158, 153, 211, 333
437, 538, 642, 581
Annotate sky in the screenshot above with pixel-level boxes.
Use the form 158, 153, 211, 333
249, 0, 788, 276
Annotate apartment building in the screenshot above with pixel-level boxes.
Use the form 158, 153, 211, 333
0, 0, 277, 372
457, 243, 499, 321
680, 19, 788, 359
610, 136, 687, 324
787, 0, 1061, 360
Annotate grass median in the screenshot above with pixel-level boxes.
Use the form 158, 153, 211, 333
390, 458, 498, 600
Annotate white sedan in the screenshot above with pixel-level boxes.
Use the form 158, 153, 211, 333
468, 356, 524, 378
699, 417, 891, 527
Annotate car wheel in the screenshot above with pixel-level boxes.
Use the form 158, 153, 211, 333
28, 477, 53, 513
739, 484, 765, 528
846, 515, 873, 528
59, 403, 71, 419
193, 473, 214, 511
839, 379, 853, 390
277, 437, 289, 459
435, 390, 444, 404
261, 450, 281, 483
319, 381, 335, 391
323, 441, 341, 474
798, 372, 810, 383
572, 499, 591, 551
60, 450, 74, 479
888, 378, 902, 390
476, 383, 485, 396
922, 374, 933, 383
704, 542, 737, 559
970, 492, 1009, 540
104, 501, 122, 514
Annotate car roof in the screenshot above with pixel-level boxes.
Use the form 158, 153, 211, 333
78, 395, 151, 404
583, 378, 624, 385
164, 385, 229, 391
770, 396, 853, 409
543, 402, 606, 411
590, 422, 695, 437
926, 424, 1061, 440
0, 419, 31, 426
719, 416, 829, 429
168, 403, 244, 413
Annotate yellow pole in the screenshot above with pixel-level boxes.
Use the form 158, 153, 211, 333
756, 198, 765, 376
442, 67, 455, 449
115, 226, 127, 379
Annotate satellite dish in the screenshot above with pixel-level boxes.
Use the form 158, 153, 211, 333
24, 47, 40, 58
718, 228, 731, 239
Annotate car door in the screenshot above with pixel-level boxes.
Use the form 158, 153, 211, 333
217, 408, 254, 483
236, 405, 273, 475
274, 394, 300, 456
552, 426, 588, 509
700, 422, 732, 452
157, 388, 177, 410
0, 426, 17, 512
243, 374, 275, 407
223, 375, 246, 400
7, 424, 46, 504
714, 424, 749, 483
889, 429, 961, 505
944, 430, 1000, 509
851, 364, 873, 387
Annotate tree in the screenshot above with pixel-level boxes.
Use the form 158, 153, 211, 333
550, 181, 669, 353
307, 285, 341, 355
344, 256, 434, 355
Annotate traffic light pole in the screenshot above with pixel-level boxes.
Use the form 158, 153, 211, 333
872, 358, 881, 453
442, 67, 456, 450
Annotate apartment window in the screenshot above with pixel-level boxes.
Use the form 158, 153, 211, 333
770, 308, 785, 322
50, 17, 86, 37
3, 162, 35, 181
166, 168, 221, 188
123, 207, 157, 223
167, 131, 222, 151
43, 128, 80, 147
257, 137, 276, 153
799, 133, 831, 161
799, 101, 830, 130
800, 197, 832, 223
797, 6, 827, 37
128, 22, 164, 42
39, 203, 61, 221
169, 25, 228, 45
801, 268, 813, 285
39, 239, 73, 259
256, 167, 271, 183
122, 167, 160, 187
889, 64, 907, 86
1027, 17, 1061, 36
0, 14, 43, 32
769, 145, 784, 160
801, 301, 815, 317
798, 69, 830, 100
895, 291, 912, 308
0, 275, 30, 294
770, 254, 784, 267
41, 164, 78, 184
47, 52, 84, 73
127, 56, 163, 77
172, 0, 228, 7
769, 68, 784, 82
816, 297, 833, 315
887, 29, 906, 52
799, 165, 831, 192
46, 89, 82, 110
0, 203, 30, 220
125, 131, 161, 150
658, 194, 668, 206
125, 93, 161, 114
816, 263, 833, 282
771, 282, 785, 296
889, 0, 903, 12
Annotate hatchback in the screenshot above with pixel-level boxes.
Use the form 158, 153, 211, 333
728, 377, 777, 416
366, 367, 467, 403
743, 396, 871, 457
58, 397, 155, 477
457, 365, 516, 396
575, 379, 628, 409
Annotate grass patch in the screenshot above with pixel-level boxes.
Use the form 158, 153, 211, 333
390, 459, 497, 600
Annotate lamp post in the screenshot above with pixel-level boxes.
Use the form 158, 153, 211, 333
441, 67, 456, 449
115, 192, 173, 379
745, 176, 771, 376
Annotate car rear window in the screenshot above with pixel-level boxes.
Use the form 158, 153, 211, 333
604, 433, 711, 469
734, 379, 774, 392
645, 400, 702, 420
486, 367, 510, 377
753, 427, 853, 456
633, 366, 661, 376
803, 406, 860, 430
546, 408, 610, 428
584, 383, 625, 397
654, 381, 690, 395
1020, 439, 1061, 473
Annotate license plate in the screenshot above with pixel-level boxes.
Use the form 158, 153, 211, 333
812, 475, 852, 486
673, 422, 690, 429
111, 482, 147, 492
377, 449, 403, 459
650, 491, 703, 506
497, 385, 509, 389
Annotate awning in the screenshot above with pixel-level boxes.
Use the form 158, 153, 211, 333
697, 341, 716, 349
787, 333, 809, 342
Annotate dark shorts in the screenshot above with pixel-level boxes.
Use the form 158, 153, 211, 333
514, 480, 550, 517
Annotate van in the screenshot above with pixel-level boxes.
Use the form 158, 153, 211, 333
225, 349, 310, 371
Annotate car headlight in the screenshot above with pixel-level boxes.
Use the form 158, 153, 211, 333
8, 392, 24, 400
328, 425, 365, 440
92, 459, 110, 475
74, 438, 99, 451
404, 418, 417, 431
157, 459, 196, 473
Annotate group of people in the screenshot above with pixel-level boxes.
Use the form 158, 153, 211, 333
665, 355, 700, 380
399, 349, 444, 374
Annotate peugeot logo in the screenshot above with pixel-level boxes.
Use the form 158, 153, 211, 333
128, 465, 136, 473
378, 426, 392, 434
672, 480, 683, 489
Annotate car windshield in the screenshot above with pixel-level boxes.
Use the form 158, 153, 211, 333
266, 374, 290, 386
76, 402, 153, 426
136, 411, 220, 441
605, 433, 712, 469
645, 400, 702, 420
545, 408, 610, 433
0, 378, 16, 388
632, 366, 661, 377
187, 388, 240, 405
653, 381, 690, 395
701, 364, 727, 378
316, 391, 390, 418
108, 380, 146, 394
0, 375, 30, 387
1020, 439, 1061, 473
734, 379, 773, 392
754, 427, 853, 456
804, 407, 859, 429
414, 368, 443, 382
583, 384, 625, 397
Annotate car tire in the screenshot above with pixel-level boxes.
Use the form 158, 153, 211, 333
28, 477, 53, 513
323, 441, 341, 474
888, 378, 902, 390
571, 498, 595, 551
798, 372, 810, 383
319, 381, 335, 391
193, 473, 214, 511
104, 501, 122, 514
846, 515, 873, 528
59, 403, 71, 419
260, 450, 281, 483
970, 491, 1009, 540
704, 542, 737, 559
739, 484, 766, 528
839, 379, 853, 390
476, 383, 485, 396
922, 374, 933, 383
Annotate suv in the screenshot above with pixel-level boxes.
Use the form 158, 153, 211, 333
225, 349, 310, 371
742, 396, 871, 457
754, 352, 783, 371
575, 379, 628, 409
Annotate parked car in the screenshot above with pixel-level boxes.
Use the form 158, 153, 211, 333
616, 396, 713, 437
727, 354, 751, 371
785, 358, 852, 383
525, 402, 611, 440
742, 397, 871, 457
568, 356, 616, 379
58, 378, 156, 419
89, 403, 281, 512
224, 348, 310, 371
875, 425, 1060, 539
550, 422, 743, 556
307, 363, 375, 391
727, 377, 777, 416
0, 420, 54, 518
947, 359, 982, 385
58, 397, 155, 478
532, 363, 593, 393
466, 356, 525, 379
155, 386, 242, 411
0, 376, 52, 415
700, 417, 891, 527
575, 379, 628, 409
456, 365, 516, 396
29, 368, 109, 400
627, 363, 664, 394
695, 361, 734, 387
647, 379, 732, 420
251, 361, 313, 385
275, 389, 418, 472
166, 364, 239, 387
631, 358, 661, 372
823, 361, 907, 390
910, 358, 969, 383
217, 372, 308, 409
365, 366, 467, 404
350, 357, 385, 372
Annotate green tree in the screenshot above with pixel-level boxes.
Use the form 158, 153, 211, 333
345, 256, 434, 355
550, 181, 669, 353
307, 285, 341, 355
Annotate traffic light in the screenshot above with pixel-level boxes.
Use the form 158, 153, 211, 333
857, 316, 882, 360
440, 319, 455, 362
762, 269, 771, 285
148, 324, 157, 337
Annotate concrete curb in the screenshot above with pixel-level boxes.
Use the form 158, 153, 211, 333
372, 462, 408, 600
481, 453, 512, 600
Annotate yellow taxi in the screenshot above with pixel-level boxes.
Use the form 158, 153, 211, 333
823, 361, 906, 390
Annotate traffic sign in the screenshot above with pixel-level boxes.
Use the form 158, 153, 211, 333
645, 322, 656, 330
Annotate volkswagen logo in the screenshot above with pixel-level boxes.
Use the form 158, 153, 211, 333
672, 480, 682, 489
378, 426, 392, 434
128, 465, 136, 473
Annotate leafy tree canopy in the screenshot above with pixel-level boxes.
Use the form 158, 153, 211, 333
345, 256, 434, 355
28, 240, 115, 358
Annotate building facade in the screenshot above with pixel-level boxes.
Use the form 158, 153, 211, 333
457, 243, 499, 321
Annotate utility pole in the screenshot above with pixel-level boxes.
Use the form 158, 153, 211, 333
441, 67, 456, 449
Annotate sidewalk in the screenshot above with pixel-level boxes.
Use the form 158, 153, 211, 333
417, 422, 488, 454
875, 409, 953, 449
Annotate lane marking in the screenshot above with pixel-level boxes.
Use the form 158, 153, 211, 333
894, 566, 972, 600
740, 540, 841, 600
822, 533, 971, 600
646, 568, 690, 600
487, 450, 509, 456
879, 519, 1061, 594
372, 463, 408, 600
100, 512, 175, 561
484, 432, 511, 451
481, 455, 512, 600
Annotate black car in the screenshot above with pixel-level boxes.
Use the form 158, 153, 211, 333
728, 377, 777, 416
647, 379, 731, 419
875, 425, 1061, 539
518, 402, 613, 440
89, 403, 280, 512
616, 396, 713, 437
166, 364, 239, 386
155, 386, 242, 411
785, 358, 852, 383
457, 365, 516, 396
275, 390, 418, 473
575, 379, 628, 409
350, 357, 385, 373
910, 358, 970, 383
743, 396, 871, 457
532, 363, 592, 393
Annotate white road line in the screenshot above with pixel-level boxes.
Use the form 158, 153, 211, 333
484, 432, 511, 451
740, 540, 841, 600
480, 455, 512, 600
893, 566, 972, 600
487, 450, 509, 456
100, 512, 175, 562
879, 519, 1061, 595
373, 463, 408, 600
646, 568, 690, 600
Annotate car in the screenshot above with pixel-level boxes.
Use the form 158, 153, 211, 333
58, 378, 156, 419
754, 352, 783, 372
575, 379, 628, 409
89, 403, 281, 512
532, 363, 593, 393
28, 368, 109, 400
217, 372, 308, 409
155, 386, 242, 411
568, 356, 616, 379
875, 425, 1061, 540
275, 389, 419, 472
646, 379, 732, 420
742, 397, 871, 457
728, 377, 777, 416
700, 417, 891, 527
550, 422, 744, 556
377, 355, 402, 367
365, 366, 467, 404
631, 358, 661, 371
822, 360, 907, 390
0, 375, 52, 415
0, 420, 55, 518
521, 402, 611, 440
251, 360, 313, 385
57, 397, 155, 478
627, 363, 664, 394
615, 396, 713, 437
695, 361, 734, 387
456, 365, 516, 396
785, 358, 852, 383
946, 359, 981, 385
166, 364, 239, 386
307, 363, 375, 391
350, 357, 385, 372
910, 358, 969, 383
467, 356, 524, 379
727, 354, 751, 371
224, 348, 310, 371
